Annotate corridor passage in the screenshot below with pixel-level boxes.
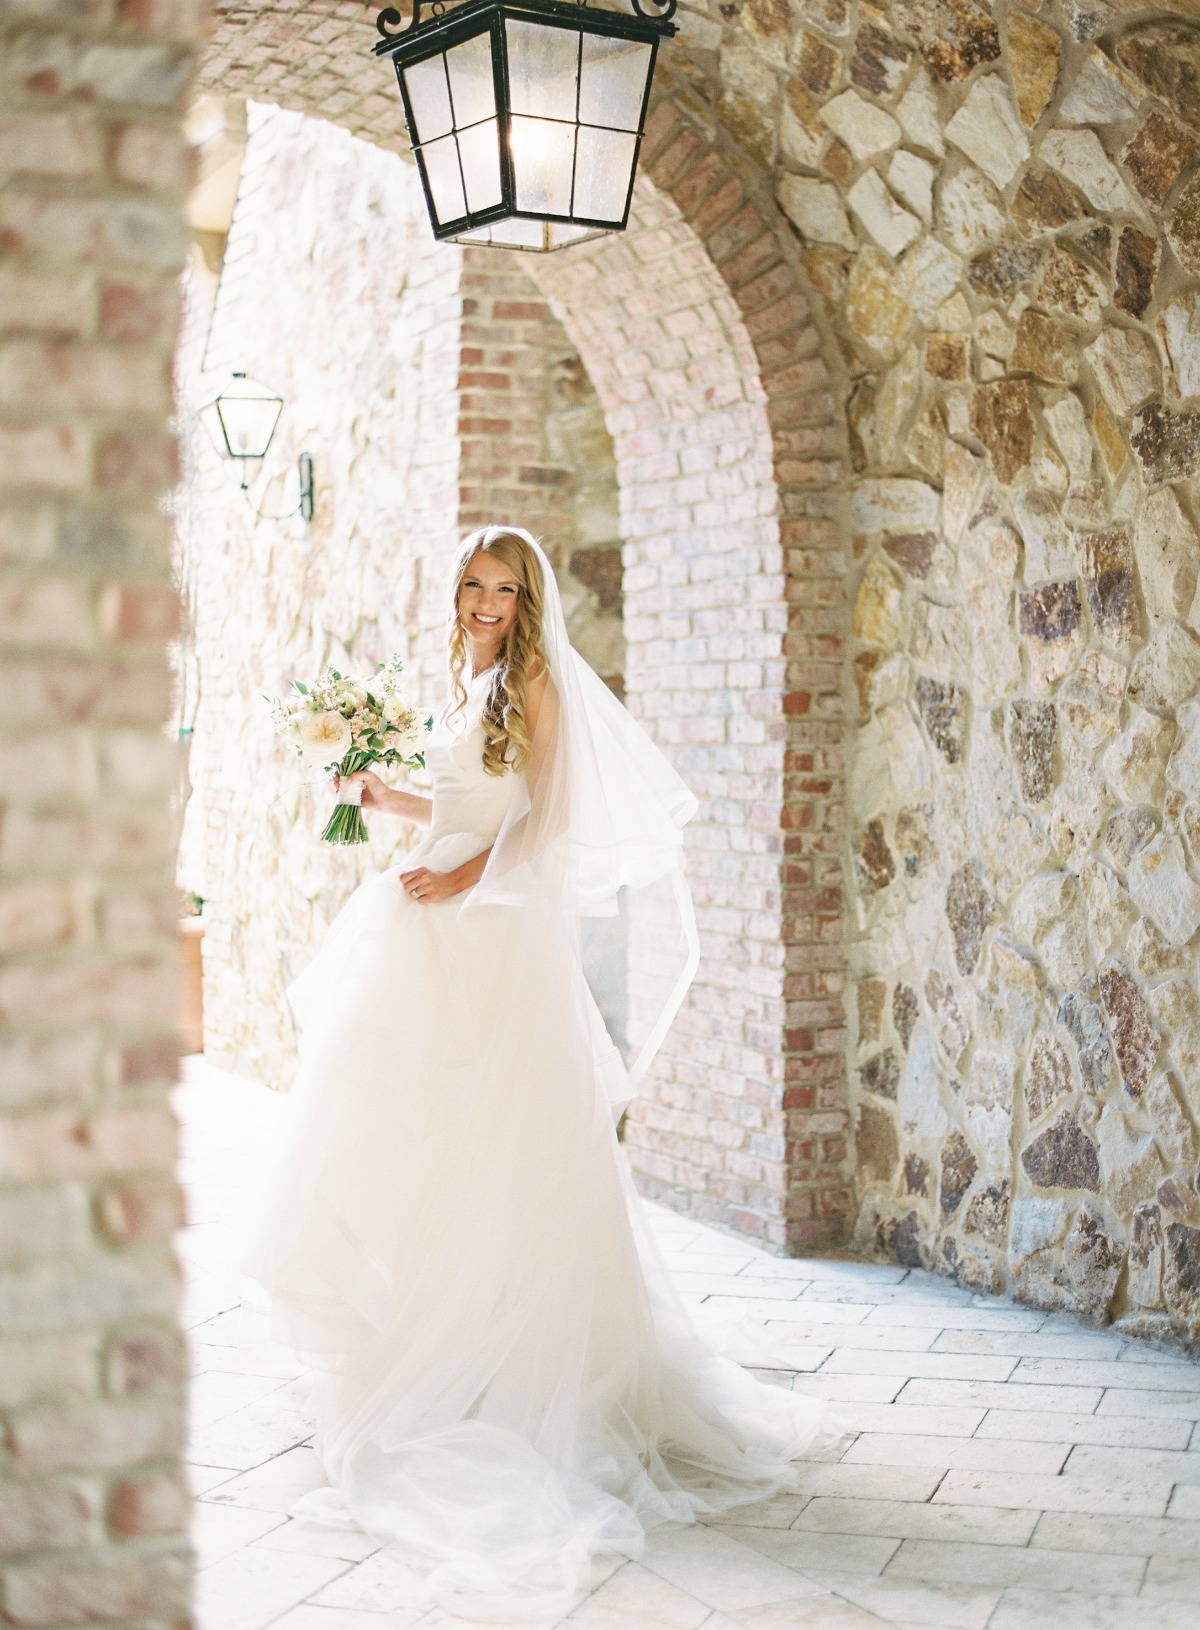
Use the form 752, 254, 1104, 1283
179, 1063, 1200, 1630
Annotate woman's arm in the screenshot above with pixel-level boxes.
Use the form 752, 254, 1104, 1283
400, 847, 490, 904
337, 769, 433, 827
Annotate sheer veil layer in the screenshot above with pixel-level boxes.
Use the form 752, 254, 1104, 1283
243, 530, 840, 1616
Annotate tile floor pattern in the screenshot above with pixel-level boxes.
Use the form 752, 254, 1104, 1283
179, 1061, 1200, 1630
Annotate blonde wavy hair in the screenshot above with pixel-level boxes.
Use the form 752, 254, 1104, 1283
447, 527, 548, 777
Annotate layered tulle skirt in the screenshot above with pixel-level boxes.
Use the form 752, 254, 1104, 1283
245, 833, 839, 1612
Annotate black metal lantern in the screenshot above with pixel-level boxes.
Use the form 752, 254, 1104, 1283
198, 372, 283, 487
373, 0, 677, 252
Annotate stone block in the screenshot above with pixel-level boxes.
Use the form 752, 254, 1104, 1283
896, 0, 1001, 83
846, 170, 921, 258
857, 1101, 899, 1185
1009, 1195, 1070, 1267
1144, 1073, 1198, 1171
1062, 1202, 1125, 1321
1041, 128, 1138, 214
896, 69, 944, 156
1018, 579, 1083, 689
850, 22, 911, 96
1170, 172, 1200, 274
1133, 487, 1197, 627
1129, 1200, 1164, 1308
892, 984, 918, 1050
1116, 21, 1200, 133
1059, 649, 1126, 748
1021, 1111, 1100, 1192
777, 176, 855, 250
819, 90, 900, 163
1005, 10, 1061, 127
845, 249, 913, 359
1127, 623, 1200, 712
964, 1179, 1010, 1246
937, 168, 1005, 256
939, 1129, 977, 1218
1024, 1033, 1075, 1124
887, 150, 934, 225
1011, 170, 1085, 236
1162, 1221, 1200, 1332
945, 861, 991, 976
1158, 290, 1200, 400
1059, 47, 1142, 125
1167, 698, 1200, 798
913, 675, 966, 763
970, 379, 1033, 484
964, 1051, 1014, 1170
856, 817, 896, 893
924, 968, 970, 1065
1012, 310, 1078, 385
1059, 989, 1115, 1098
1097, 1102, 1166, 1218
859, 1047, 900, 1099
1099, 959, 1159, 1099
1008, 699, 1056, 803
945, 75, 1029, 188
1084, 329, 1160, 419
1121, 110, 1196, 210
854, 557, 903, 645
1035, 247, 1105, 327
1130, 401, 1200, 485
1102, 707, 1174, 806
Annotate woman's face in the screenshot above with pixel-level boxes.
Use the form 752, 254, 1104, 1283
458, 549, 521, 652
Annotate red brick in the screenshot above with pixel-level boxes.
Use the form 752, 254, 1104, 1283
111, 123, 194, 192
0, 111, 100, 180
97, 1176, 185, 1245
108, 1473, 188, 1538
96, 429, 179, 492
99, 280, 178, 343
1, 1549, 189, 1625
105, 1327, 186, 1395
0, 425, 89, 491
99, 581, 179, 640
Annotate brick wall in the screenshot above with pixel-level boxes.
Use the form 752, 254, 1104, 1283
0, 0, 198, 1619
527, 115, 850, 1252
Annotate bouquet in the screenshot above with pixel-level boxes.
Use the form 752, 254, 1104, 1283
271, 655, 430, 845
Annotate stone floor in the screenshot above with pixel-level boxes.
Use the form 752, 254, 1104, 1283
178, 1060, 1200, 1630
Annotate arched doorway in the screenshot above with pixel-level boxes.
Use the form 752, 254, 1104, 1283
187, 4, 853, 1254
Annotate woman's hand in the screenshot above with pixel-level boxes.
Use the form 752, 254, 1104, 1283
334, 768, 389, 810
399, 866, 460, 905
400, 846, 490, 904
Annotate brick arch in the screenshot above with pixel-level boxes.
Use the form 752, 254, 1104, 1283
198, 3, 852, 1251
524, 106, 851, 1251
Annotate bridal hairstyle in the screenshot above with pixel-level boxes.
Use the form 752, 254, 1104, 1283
446, 526, 549, 777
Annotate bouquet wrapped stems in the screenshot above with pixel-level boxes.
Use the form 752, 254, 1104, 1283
322, 750, 373, 845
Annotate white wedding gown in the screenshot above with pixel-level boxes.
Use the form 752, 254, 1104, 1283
246, 667, 839, 1613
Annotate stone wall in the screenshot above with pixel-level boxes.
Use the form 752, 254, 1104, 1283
176, 105, 625, 1084
0, 0, 197, 1618
724, 0, 1200, 1340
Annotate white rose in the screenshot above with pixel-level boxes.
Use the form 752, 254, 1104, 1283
297, 709, 352, 767
382, 694, 409, 725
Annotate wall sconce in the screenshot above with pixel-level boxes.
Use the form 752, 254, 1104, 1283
199, 371, 315, 522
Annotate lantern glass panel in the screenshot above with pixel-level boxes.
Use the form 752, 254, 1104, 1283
573, 125, 638, 220
458, 118, 503, 212
445, 31, 496, 127
211, 378, 282, 460
510, 114, 575, 214
421, 132, 467, 224
403, 53, 453, 143
505, 19, 580, 121
578, 34, 652, 131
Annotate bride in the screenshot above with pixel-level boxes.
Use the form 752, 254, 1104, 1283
245, 526, 839, 1612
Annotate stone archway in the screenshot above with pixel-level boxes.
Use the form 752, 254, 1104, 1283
191, 4, 855, 1254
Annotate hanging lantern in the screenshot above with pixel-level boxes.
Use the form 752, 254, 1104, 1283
373, 0, 677, 252
198, 372, 284, 487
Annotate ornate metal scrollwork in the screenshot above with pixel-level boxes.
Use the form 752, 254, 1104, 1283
630, 0, 677, 20
376, 4, 421, 43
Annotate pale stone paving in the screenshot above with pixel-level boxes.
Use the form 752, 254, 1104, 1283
180, 1064, 1200, 1630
